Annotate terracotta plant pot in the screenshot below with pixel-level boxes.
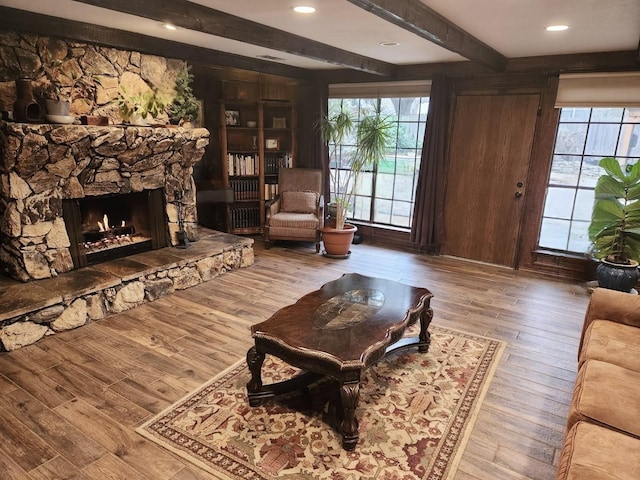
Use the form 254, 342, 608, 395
321, 223, 357, 257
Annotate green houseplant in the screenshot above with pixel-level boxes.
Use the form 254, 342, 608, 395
317, 99, 394, 256
167, 66, 199, 126
116, 85, 170, 125
588, 156, 640, 291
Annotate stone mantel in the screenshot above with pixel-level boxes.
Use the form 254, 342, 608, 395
0, 121, 210, 281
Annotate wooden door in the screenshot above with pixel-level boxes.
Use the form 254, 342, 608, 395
443, 94, 539, 267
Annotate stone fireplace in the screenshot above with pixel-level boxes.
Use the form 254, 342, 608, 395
0, 122, 210, 282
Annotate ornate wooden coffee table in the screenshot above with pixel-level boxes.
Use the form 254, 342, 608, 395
246, 273, 434, 450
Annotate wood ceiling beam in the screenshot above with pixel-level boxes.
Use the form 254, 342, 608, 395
316, 51, 640, 84
346, 0, 507, 71
0, 7, 312, 79
70, 0, 396, 77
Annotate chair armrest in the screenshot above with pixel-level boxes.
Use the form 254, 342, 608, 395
317, 195, 324, 229
266, 196, 281, 220
579, 287, 640, 353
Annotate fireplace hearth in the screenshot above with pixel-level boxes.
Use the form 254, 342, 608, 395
0, 122, 210, 282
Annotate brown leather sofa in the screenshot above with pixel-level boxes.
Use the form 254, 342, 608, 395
556, 287, 640, 479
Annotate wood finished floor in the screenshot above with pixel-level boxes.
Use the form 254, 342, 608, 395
0, 238, 590, 480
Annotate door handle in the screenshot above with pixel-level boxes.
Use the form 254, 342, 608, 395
515, 191, 523, 198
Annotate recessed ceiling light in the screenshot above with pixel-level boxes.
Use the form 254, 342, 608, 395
380, 41, 400, 47
293, 6, 316, 14
164, 23, 177, 31
546, 25, 569, 32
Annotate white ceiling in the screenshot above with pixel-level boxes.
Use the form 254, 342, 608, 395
1, 0, 639, 71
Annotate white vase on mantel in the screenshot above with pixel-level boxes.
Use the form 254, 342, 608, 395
45, 99, 71, 116
128, 111, 148, 126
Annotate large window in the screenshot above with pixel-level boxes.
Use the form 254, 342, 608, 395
327, 96, 429, 228
538, 107, 640, 254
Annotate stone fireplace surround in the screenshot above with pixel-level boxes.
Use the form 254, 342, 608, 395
0, 122, 256, 351
0, 121, 209, 281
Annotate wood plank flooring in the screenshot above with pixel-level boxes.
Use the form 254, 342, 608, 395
0, 238, 590, 479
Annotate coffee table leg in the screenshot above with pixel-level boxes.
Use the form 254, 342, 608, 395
246, 346, 265, 407
418, 307, 433, 353
339, 381, 360, 450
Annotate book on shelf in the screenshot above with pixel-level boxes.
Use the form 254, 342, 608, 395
230, 178, 259, 200
264, 153, 292, 174
231, 206, 260, 229
264, 183, 279, 200
227, 153, 259, 176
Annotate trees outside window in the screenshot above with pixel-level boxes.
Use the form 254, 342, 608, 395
327, 96, 429, 228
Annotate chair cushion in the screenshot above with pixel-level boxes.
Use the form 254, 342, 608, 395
269, 212, 319, 229
281, 191, 318, 214
579, 319, 640, 372
556, 421, 640, 480
567, 359, 640, 438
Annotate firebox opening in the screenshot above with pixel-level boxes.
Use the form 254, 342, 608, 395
63, 189, 168, 269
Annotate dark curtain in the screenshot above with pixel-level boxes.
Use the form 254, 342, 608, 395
410, 75, 451, 253
296, 81, 329, 200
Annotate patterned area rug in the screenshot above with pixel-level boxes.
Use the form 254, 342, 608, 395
137, 326, 505, 480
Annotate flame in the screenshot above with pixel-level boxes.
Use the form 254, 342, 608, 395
98, 214, 110, 232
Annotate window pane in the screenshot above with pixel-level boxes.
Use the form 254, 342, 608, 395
373, 198, 392, 224
539, 218, 570, 250
391, 201, 412, 227
578, 156, 603, 188
568, 220, 590, 253
623, 108, 640, 123
617, 123, 640, 157
584, 123, 620, 156
375, 172, 394, 198
353, 195, 370, 221
573, 188, 594, 222
560, 108, 590, 122
554, 123, 587, 154
591, 108, 623, 122
543, 187, 575, 219
393, 171, 414, 201
355, 172, 373, 196
549, 155, 581, 186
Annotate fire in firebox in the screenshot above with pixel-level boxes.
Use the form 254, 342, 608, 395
80, 213, 143, 255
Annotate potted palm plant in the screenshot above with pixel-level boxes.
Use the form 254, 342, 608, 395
317, 99, 394, 256
588, 156, 640, 292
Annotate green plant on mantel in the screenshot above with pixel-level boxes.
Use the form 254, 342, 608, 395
588, 156, 640, 264
167, 66, 199, 125
116, 85, 170, 125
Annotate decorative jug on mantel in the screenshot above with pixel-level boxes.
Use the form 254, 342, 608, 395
13, 78, 41, 123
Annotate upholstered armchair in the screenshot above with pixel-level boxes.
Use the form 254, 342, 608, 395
264, 168, 324, 252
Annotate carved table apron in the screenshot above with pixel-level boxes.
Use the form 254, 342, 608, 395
246, 273, 434, 451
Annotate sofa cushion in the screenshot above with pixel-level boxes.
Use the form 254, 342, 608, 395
567, 359, 640, 438
556, 421, 640, 480
580, 319, 640, 372
281, 191, 318, 214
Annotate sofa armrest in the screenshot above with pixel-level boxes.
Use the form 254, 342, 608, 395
579, 287, 640, 353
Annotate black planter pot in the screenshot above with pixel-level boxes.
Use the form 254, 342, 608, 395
596, 260, 640, 292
